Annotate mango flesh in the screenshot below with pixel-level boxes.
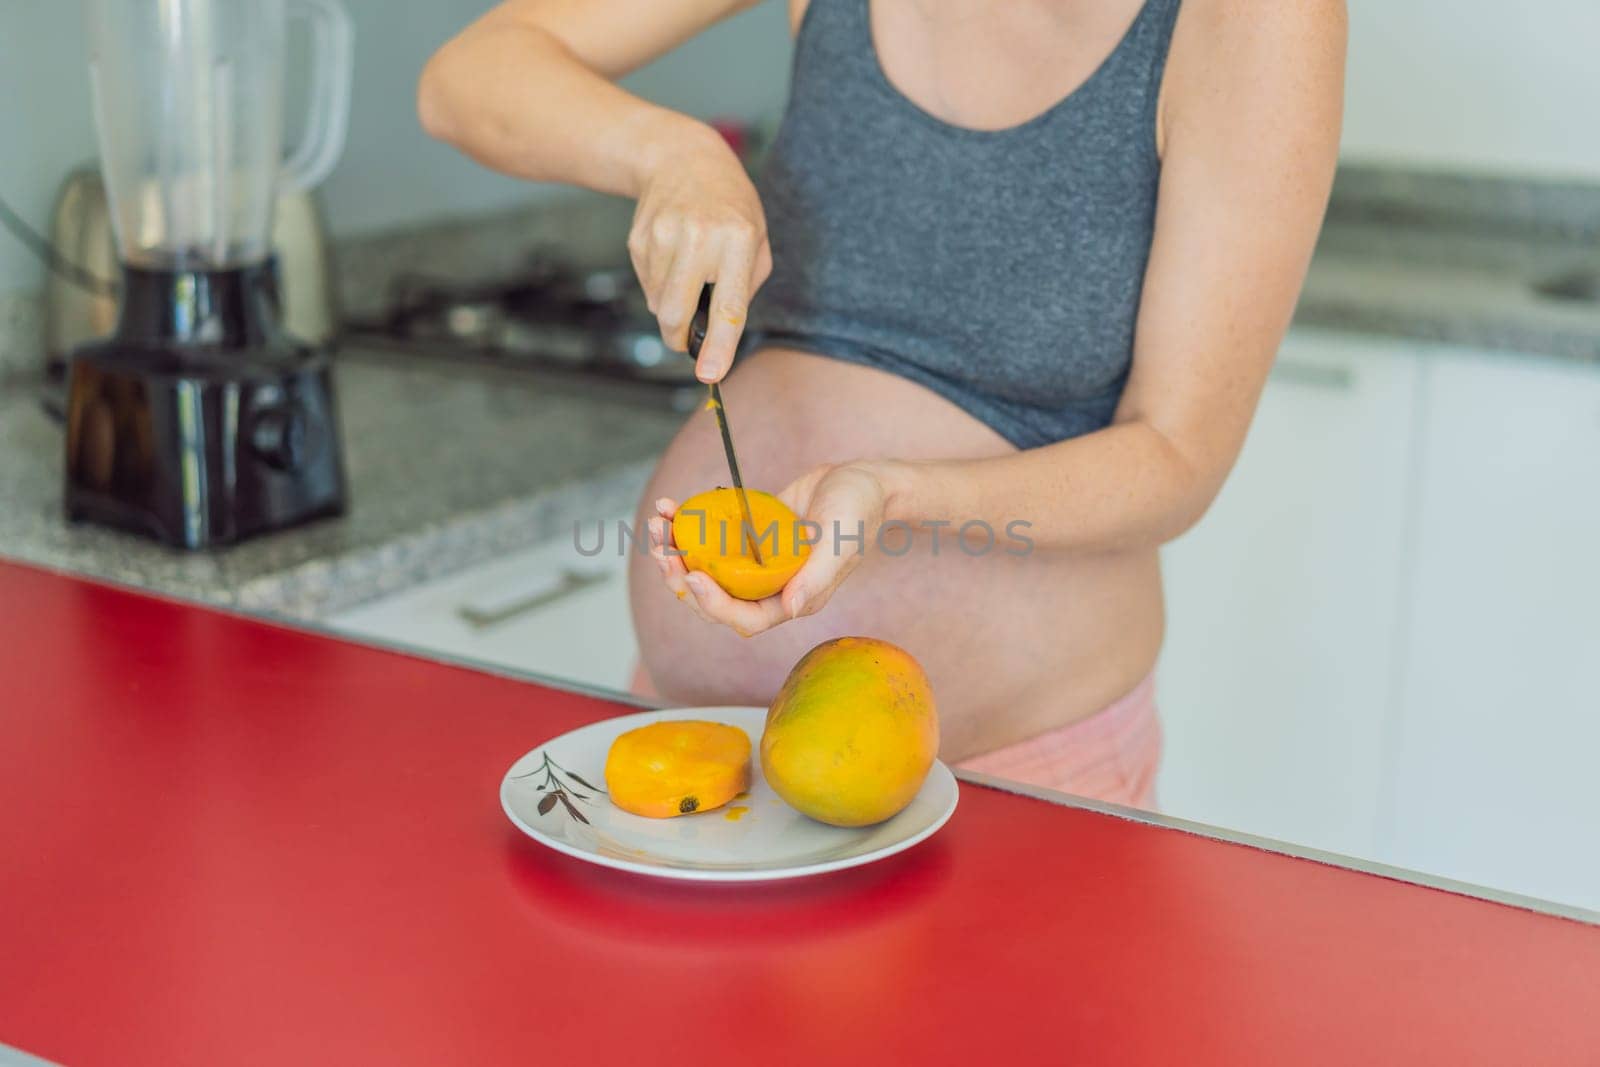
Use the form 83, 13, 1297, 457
672, 488, 810, 601
761, 637, 939, 827
605, 720, 751, 818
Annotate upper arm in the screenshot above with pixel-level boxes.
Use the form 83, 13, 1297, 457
481, 0, 766, 79
1116, 0, 1347, 492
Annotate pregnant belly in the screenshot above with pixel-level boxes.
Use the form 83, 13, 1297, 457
628, 346, 1165, 759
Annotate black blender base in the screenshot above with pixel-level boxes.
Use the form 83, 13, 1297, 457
63, 261, 347, 550
65, 348, 347, 549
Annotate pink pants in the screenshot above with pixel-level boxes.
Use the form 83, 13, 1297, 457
956, 674, 1162, 809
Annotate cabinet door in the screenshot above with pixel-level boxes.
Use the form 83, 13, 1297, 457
1157, 330, 1420, 857
328, 523, 639, 694
1382, 350, 1600, 910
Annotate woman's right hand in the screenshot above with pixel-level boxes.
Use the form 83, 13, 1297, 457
628, 126, 772, 383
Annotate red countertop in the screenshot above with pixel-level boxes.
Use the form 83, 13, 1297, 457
1, 560, 1597, 1066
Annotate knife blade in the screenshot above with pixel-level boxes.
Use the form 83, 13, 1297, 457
687, 285, 764, 565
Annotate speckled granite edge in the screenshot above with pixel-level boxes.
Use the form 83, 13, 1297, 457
1297, 306, 1600, 361
1299, 254, 1600, 367
1295, 292, 1600, 362
232, 459, 653, 619
1330, 163, 1600, 239
5, 458, 654, 623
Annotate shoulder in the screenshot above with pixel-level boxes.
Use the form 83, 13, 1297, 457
787, 0, 810, 36
1171, 0, 1346, 54
1159, 0, 1346, 152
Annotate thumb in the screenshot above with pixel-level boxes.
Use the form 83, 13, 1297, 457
777, 463, 834, 516
783, 532, 858, 619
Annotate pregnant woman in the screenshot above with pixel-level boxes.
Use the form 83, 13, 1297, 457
421, 0, 1345, 806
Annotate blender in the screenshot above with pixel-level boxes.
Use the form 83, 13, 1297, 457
66, 0, 353, 548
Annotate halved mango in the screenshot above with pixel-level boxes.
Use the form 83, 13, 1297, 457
605, 720, 752, 818
672, 487, 810, 601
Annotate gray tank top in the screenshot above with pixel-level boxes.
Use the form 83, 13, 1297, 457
745, 0, 1182, 449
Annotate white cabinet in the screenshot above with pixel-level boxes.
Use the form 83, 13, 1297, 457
1161, 329, 1600, 912
1158, 330, 1422, 857
328, 521, 639, 694
1379, 350, 1600, 910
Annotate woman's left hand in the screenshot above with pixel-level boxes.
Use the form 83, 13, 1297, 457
647, 462, 894, 637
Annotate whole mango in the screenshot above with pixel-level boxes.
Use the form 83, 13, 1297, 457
761, 637, 939, 827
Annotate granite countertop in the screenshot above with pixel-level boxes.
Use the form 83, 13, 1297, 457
1298, 221, 1600, 361
1290, 165, 1600, 361
0, 349, 682, 619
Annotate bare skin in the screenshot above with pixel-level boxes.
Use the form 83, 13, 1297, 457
422, 0, 1347, 761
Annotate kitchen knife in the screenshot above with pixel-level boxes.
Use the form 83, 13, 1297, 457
687, 285, 764, 565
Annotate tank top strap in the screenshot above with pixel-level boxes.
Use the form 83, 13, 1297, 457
790, 0, 877, 78
1126, 0, 1184, 103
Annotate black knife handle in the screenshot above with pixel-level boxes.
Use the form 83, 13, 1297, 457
687, 284, 714, 359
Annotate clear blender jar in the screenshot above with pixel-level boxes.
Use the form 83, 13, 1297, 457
85, 0, 352, 271
66, 0, 354, 549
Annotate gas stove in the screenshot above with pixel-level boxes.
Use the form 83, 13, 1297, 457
345, 254, 703, 411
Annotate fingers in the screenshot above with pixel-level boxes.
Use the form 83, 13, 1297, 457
626, 210, 670, 317
651, 494, 792, 635
781, 543, 858, 622
647, 509, 710, 621
695, 240, 759, 383
626, 207, 767, 379
754, 239, 773, 289
663, 538, 850, 634
776, 463, 833, 515
682, 572, 790, 637
654, 225, 708, 352
771, 464, 840, 619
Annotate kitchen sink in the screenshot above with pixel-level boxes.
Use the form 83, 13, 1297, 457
1531, 268, 1600, 305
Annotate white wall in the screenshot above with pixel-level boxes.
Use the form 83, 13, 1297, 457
319, 0, 793, 236
0, 4, 99, 292
0, 0, 792, 292
1343, 0, 1600, 179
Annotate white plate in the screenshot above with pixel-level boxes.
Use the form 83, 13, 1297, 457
500, 706, 959, 882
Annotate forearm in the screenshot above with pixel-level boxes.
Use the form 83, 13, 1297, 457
873, 419, 1220, 555
418, 15, 720, 199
